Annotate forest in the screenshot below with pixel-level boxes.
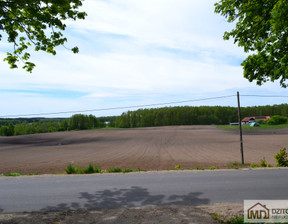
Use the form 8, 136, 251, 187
115, 104, 288, 128
0, 104, 287, 136
0, 114, 108, 136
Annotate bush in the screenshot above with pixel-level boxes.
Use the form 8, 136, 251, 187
5, 172, 21, 176
66, 163, 101, 174
250, 163, 259, 168
108, 167, 122, 173
174, 164, 181, 169
255, 119, 264, 124
259, 158, 272, 167
84, 163, 95, 174
123, 168, 133, 173
66, 163, 78, 174
266, 115, 288, 125
135, 168, 146, 172
209, 165, 217, 170
274, 148, 288, 167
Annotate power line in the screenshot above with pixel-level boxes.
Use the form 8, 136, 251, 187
0, 95, 235, 118
0, 94, 287, 118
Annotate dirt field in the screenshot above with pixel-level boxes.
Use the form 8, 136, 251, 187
0, 125, 287, 174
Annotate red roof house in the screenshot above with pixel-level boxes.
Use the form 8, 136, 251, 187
242, 116, 270, 124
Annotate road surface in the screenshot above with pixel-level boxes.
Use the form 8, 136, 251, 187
0, 169, 287, 213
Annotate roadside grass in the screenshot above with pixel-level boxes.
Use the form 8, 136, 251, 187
123, 168, 134, 173
212, 213, 244, 224
209, 165, 217, 170
64, 163, 147, 175
4, 172, 21, 176
226, 162, 250, 169
65, 163, 102, 174
174, 164, 181, 169
217, 124, 288, 131
108, 167, 122, 173
211, 213, 281, 224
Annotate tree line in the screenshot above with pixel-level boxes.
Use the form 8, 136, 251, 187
0, 114, 108, 137
1, 104, 287, 136
115, 104, 288, 128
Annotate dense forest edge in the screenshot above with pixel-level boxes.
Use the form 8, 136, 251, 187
0, 104, 288, 136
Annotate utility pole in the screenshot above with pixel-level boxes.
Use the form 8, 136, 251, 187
237, 91, 244, 164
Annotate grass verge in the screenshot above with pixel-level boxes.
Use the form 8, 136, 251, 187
217, 124, 288, 131
212, 213, 244, 224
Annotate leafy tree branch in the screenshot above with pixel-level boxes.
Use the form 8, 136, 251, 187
0, 0, 86, 72
215, 0, 288, 87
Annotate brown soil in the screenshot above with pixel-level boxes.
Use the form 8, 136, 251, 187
0, 125, 287, 174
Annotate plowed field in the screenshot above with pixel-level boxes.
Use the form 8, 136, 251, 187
0, 126, 287, 174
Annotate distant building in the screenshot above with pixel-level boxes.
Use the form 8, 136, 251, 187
241, 116, 270, 125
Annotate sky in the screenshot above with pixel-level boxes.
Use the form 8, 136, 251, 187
0, 0, 287, 118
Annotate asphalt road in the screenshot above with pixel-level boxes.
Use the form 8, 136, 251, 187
0, 169, 287, 213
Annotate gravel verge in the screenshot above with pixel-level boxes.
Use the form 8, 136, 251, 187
0, 204, 243, 224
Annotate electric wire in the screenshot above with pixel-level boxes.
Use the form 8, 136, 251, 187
0, 95, 235, 118
0, 94, 287, 118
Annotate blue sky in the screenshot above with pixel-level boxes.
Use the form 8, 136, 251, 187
0, 0, 287, 118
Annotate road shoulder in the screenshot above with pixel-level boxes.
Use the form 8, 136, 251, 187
0, 204, 242, 224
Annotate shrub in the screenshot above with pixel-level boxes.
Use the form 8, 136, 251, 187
66, 163, 77, 174
260, 158, 272, 167
84, 163, 95, 174
5, 172, 21, 176
93, 164, 101, 173
66, 163, 101, 174
123, 168, 133, 173
266, 115, 288, 125
108, 167, 122, 173
274, 148, 288, 167
255, 119, 264, 124
209, 165, 217, 170
174, 164, 181, 169
250, 163, 259, 168
135, 168, 146, 172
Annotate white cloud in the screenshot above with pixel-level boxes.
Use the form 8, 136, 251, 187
0, 0, 287, 117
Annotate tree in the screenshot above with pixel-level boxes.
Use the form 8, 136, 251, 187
215, 0, 288, 87
0, 0, 86, 72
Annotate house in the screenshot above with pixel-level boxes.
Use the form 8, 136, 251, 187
241, 116, 270, 125
247, 202, 269, 220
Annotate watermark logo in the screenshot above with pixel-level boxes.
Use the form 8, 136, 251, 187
244, 200, 288, 223
247, 202, 269, 220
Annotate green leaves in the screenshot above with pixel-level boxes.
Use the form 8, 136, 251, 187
0, 0, 87, 72
215, 0, 288, 87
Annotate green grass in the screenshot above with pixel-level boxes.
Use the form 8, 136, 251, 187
65, 163, 101, 174
134, 168, 147, 172
5, 172, 21, 176
217, 123, 288, 131
209, 165, 218, 170
250, 163, 259, 168
212, 213, 244, 224
174, 164, 181, 169
227, 162, 250, 169
108, 167, 122, 173
100, 127, 120, 130
123, 168, 133, 173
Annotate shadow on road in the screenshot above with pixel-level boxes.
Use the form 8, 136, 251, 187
40, 186, 209, 212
